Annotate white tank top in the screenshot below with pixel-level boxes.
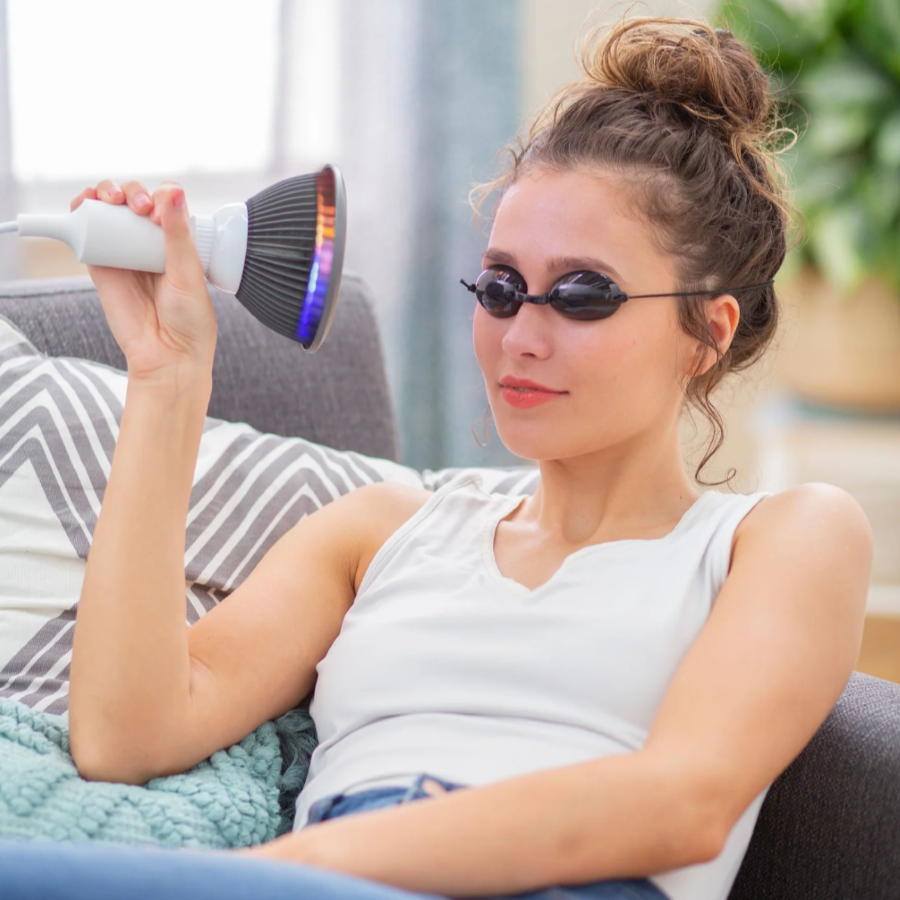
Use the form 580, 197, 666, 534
294, 471, 771, 900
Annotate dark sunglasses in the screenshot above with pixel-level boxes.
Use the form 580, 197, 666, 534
461, 266, 774, 321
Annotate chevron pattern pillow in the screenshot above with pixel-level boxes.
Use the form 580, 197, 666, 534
0, 313, 425, 715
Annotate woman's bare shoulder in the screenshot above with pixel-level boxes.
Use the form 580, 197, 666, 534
351, 481, 434, 525
736, 482, 871, 548
732, 482, 873, 603
335, 482, 434, 593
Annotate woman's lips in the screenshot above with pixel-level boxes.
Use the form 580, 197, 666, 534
500, 385, 567, 408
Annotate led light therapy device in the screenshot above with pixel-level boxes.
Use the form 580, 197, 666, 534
0, 165, 346, 351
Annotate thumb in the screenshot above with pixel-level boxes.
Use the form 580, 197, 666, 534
159, 187, 205, 289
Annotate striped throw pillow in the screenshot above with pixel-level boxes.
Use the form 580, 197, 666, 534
0, 314, 424, 715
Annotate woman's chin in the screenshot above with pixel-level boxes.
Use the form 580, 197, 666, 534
494, 428, 568, 463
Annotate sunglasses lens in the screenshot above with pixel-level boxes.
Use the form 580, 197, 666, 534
469, 267, 626, 320
475, 268, 524, 317
550, 271, 624, 320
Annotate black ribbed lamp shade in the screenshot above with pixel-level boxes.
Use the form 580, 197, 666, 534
236, 164, 346, 351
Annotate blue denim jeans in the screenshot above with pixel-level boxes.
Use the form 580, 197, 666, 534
0, 773, 669, 900
303, 773, 668, 900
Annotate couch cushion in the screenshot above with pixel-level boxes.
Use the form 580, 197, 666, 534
0, 274, 400, 461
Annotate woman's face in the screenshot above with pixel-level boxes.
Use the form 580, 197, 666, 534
473, 166, 705, 463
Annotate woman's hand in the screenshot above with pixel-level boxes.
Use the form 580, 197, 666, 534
231, 829, 325, 866
71, 180, 217, 384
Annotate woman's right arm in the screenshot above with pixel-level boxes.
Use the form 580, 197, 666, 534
71, 439, 400, 784
67, 177, 222, 781
67, 179, 427, 783
72, 419, 396, 785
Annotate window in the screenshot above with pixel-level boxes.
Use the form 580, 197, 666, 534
8, 0, 282, 181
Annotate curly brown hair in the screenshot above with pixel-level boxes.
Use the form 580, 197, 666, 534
472, 17, 796, 484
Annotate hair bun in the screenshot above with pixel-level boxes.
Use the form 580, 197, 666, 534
580, 18, 773, 140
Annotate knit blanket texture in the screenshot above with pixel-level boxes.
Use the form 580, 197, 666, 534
0, 698, 318, 848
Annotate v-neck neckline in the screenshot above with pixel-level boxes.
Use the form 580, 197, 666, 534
480, 491, 716, 597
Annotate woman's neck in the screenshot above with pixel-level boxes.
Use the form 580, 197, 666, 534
522, 426, 699, 547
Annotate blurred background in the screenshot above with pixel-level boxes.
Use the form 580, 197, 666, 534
0, 0, 897, 680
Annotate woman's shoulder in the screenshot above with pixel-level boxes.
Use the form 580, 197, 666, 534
350, 468, 487, 514
349, 471, 493, 540
338, 481, 434, 594
729, 482, 872, 595
340, 472, 499, 593
346, 480, 435, 533
733, 482, 871, 546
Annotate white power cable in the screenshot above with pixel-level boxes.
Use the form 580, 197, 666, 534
0, 221, 18, 234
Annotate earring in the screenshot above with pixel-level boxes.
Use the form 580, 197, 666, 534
470, 404, 493, 448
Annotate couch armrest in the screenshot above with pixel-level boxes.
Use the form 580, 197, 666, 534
729, 671, 900, 900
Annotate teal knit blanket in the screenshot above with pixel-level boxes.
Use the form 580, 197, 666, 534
0, 698, 318, 848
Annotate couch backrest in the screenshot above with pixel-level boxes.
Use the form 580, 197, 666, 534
0, 273, 400, 461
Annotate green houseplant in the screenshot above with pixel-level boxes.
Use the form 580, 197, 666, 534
716, 0, 900, 409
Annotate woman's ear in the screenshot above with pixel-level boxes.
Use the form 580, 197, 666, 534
694, 293, 740, 376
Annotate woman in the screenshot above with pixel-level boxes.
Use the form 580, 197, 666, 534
2, 17, 872, 900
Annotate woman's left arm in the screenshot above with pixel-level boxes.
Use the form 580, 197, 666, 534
245, 483, 872, 898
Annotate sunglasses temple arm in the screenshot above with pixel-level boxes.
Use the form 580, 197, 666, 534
628, 280, 776, 300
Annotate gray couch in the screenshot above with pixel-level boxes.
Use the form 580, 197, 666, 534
1, 275, 898, 900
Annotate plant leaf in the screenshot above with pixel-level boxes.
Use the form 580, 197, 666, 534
852, 0, 900, 80
874, 110, 900, 167
791, 157, 857, 208
881, 230, 900, 293
805, 107, 876, 157
807, 203, 869, 294
857, 166, 900, 229
799, 55, 896, 107
716, 0, 818, 71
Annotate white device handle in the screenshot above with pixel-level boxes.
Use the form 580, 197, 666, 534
16, 200, 216, 275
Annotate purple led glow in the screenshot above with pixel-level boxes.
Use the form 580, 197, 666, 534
297, 179, 336, 345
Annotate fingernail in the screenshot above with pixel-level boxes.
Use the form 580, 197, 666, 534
109, 183, 123, 197
173, 190, 185, 209
134, 192, 150, 209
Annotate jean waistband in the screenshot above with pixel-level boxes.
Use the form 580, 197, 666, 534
304, 772, 467, 825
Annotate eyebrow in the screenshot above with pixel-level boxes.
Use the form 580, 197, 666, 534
481, 248, 625, 285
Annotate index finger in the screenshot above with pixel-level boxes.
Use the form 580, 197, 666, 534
70, 186, 98, 212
